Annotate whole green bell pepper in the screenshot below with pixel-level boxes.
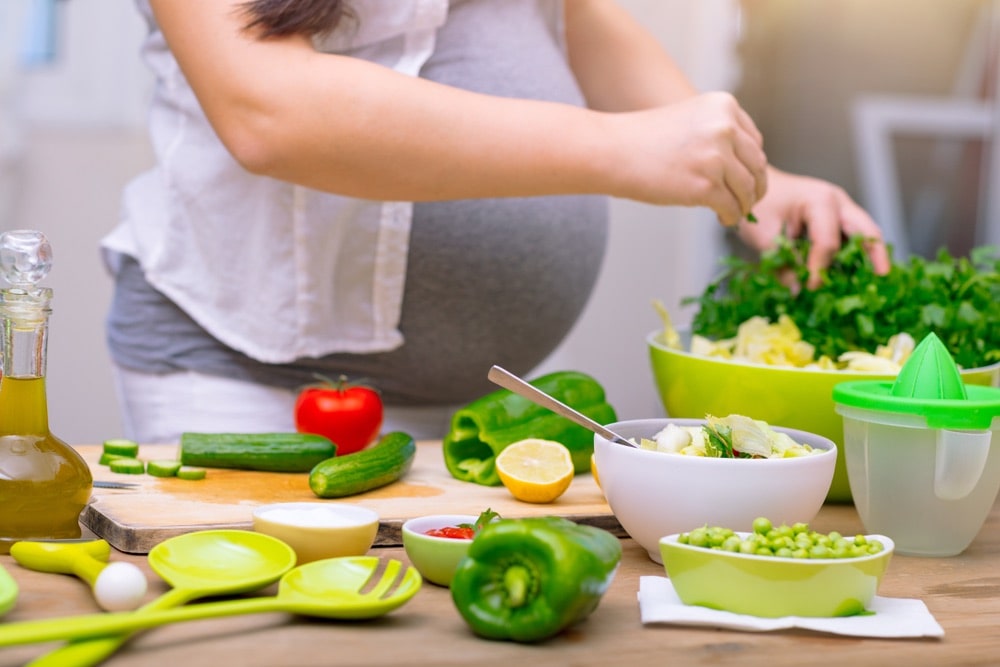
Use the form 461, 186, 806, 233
450, 516, 622, 642
442, 370, 617, 485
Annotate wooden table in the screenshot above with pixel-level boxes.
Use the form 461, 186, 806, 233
2, 499, 999, 667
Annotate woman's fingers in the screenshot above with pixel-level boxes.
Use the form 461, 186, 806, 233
738, 169, 893, 285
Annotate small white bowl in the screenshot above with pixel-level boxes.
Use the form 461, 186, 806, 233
252, 502, 379, 564
595, 418, 837, 563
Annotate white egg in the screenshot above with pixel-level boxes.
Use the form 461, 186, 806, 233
93, 561, 148, 611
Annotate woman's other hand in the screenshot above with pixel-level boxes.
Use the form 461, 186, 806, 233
736, 168, 892, 288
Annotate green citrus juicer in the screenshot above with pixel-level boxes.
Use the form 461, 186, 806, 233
833, 333, 1000, 556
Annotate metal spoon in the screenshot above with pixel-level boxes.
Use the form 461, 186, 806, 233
487, 365, 637, 448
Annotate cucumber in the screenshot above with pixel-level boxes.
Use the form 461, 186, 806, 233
179, 433, 337, 472
309, 431, 416, 498
147, 459, 182, 478
177, 466, 207, 480
99, 452, 128, 466
103, 439, 139, 457
109, 458, 145, 475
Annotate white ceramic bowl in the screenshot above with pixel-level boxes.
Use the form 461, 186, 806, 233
252, 502, 379, 564
594, 418, 837, 563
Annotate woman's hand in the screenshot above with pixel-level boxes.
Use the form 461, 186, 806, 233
736, 168, 892, 288
608, 91, 768, 227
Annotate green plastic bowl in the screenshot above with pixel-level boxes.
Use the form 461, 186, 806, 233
648, 330, 1000, 502
659, 532, 895, 618
401, 515, 477, 587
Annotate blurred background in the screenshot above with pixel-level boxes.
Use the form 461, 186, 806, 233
0, 0, 993, 444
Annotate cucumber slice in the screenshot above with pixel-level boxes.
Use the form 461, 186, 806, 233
177, 466, 207, 480
109, 458, 145, 475
103, 439, 140, 458
99, 452, 128, 466
147, 459, 182, 478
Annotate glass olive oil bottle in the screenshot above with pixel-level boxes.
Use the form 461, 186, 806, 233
0, 230, 92, 553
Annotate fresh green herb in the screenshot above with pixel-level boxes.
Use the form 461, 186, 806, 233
703, 422, 734, 458
458, 508, 501, 536
684, 236, 1000, 369
746, 212, 758, 224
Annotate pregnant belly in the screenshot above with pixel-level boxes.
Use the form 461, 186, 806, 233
386, 194, 608, 404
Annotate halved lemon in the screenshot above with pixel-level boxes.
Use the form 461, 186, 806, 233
496, 438, 574, 504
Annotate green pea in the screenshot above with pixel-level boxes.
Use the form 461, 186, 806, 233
722, 535, 742, 552
809, 544, 831, 559
687, 529, 709, 547
681, 519, 885, 560
752, 517, 773, 535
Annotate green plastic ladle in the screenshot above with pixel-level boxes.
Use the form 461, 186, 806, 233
25, 529, 297, 667
0, 555, 422, 648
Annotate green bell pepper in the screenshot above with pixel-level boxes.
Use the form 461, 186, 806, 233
442, 370, 617, 485
450, 516, 622, 642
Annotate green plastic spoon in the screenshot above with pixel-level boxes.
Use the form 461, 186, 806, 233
0, 561, 17, 617
11, 540, 148, 612
25, 529, 297, 667
0, 556, 421, 648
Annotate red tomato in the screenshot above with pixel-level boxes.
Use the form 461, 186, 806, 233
294, 375, 383, 456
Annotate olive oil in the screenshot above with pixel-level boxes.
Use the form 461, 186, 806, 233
0, 379, 92, 552
0, 231, 93, 553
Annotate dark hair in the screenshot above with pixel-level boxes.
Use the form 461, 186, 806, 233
239, 0, 349, 38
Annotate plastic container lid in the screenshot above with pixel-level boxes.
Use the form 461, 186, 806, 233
832, 333, 1000, 430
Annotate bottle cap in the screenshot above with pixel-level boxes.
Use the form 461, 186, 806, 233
0, 230, 52, 290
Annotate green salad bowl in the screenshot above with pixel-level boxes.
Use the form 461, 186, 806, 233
659, 532, 894, 618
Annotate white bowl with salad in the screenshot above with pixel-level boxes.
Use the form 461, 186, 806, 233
594, 417, 836, 563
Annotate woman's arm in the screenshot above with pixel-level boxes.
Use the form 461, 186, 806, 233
563, 0, 890, 276
564, 0, 697, 110
149, 0, 765, 227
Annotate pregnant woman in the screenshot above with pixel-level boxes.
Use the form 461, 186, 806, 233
103, 0, 888, 443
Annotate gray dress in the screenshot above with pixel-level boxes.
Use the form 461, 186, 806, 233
106, 0, 608, 406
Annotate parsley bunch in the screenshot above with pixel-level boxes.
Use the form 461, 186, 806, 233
685, 236, 1000, 370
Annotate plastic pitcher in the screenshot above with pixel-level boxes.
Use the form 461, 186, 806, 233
832, 333, 1000, 557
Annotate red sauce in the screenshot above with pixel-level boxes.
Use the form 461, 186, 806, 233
425, 526, 475, 540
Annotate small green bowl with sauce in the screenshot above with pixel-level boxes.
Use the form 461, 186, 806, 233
401, 515, 478, 587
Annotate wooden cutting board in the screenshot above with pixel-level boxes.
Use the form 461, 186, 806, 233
79, 442, 622, 554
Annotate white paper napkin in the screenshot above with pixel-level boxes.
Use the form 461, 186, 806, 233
638, 576, 944, 638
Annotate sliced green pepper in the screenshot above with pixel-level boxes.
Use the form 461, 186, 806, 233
450, 516, 622, 642
442, 370, 617, 486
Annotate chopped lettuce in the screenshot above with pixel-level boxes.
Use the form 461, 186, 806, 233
638, 414, 818, 459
